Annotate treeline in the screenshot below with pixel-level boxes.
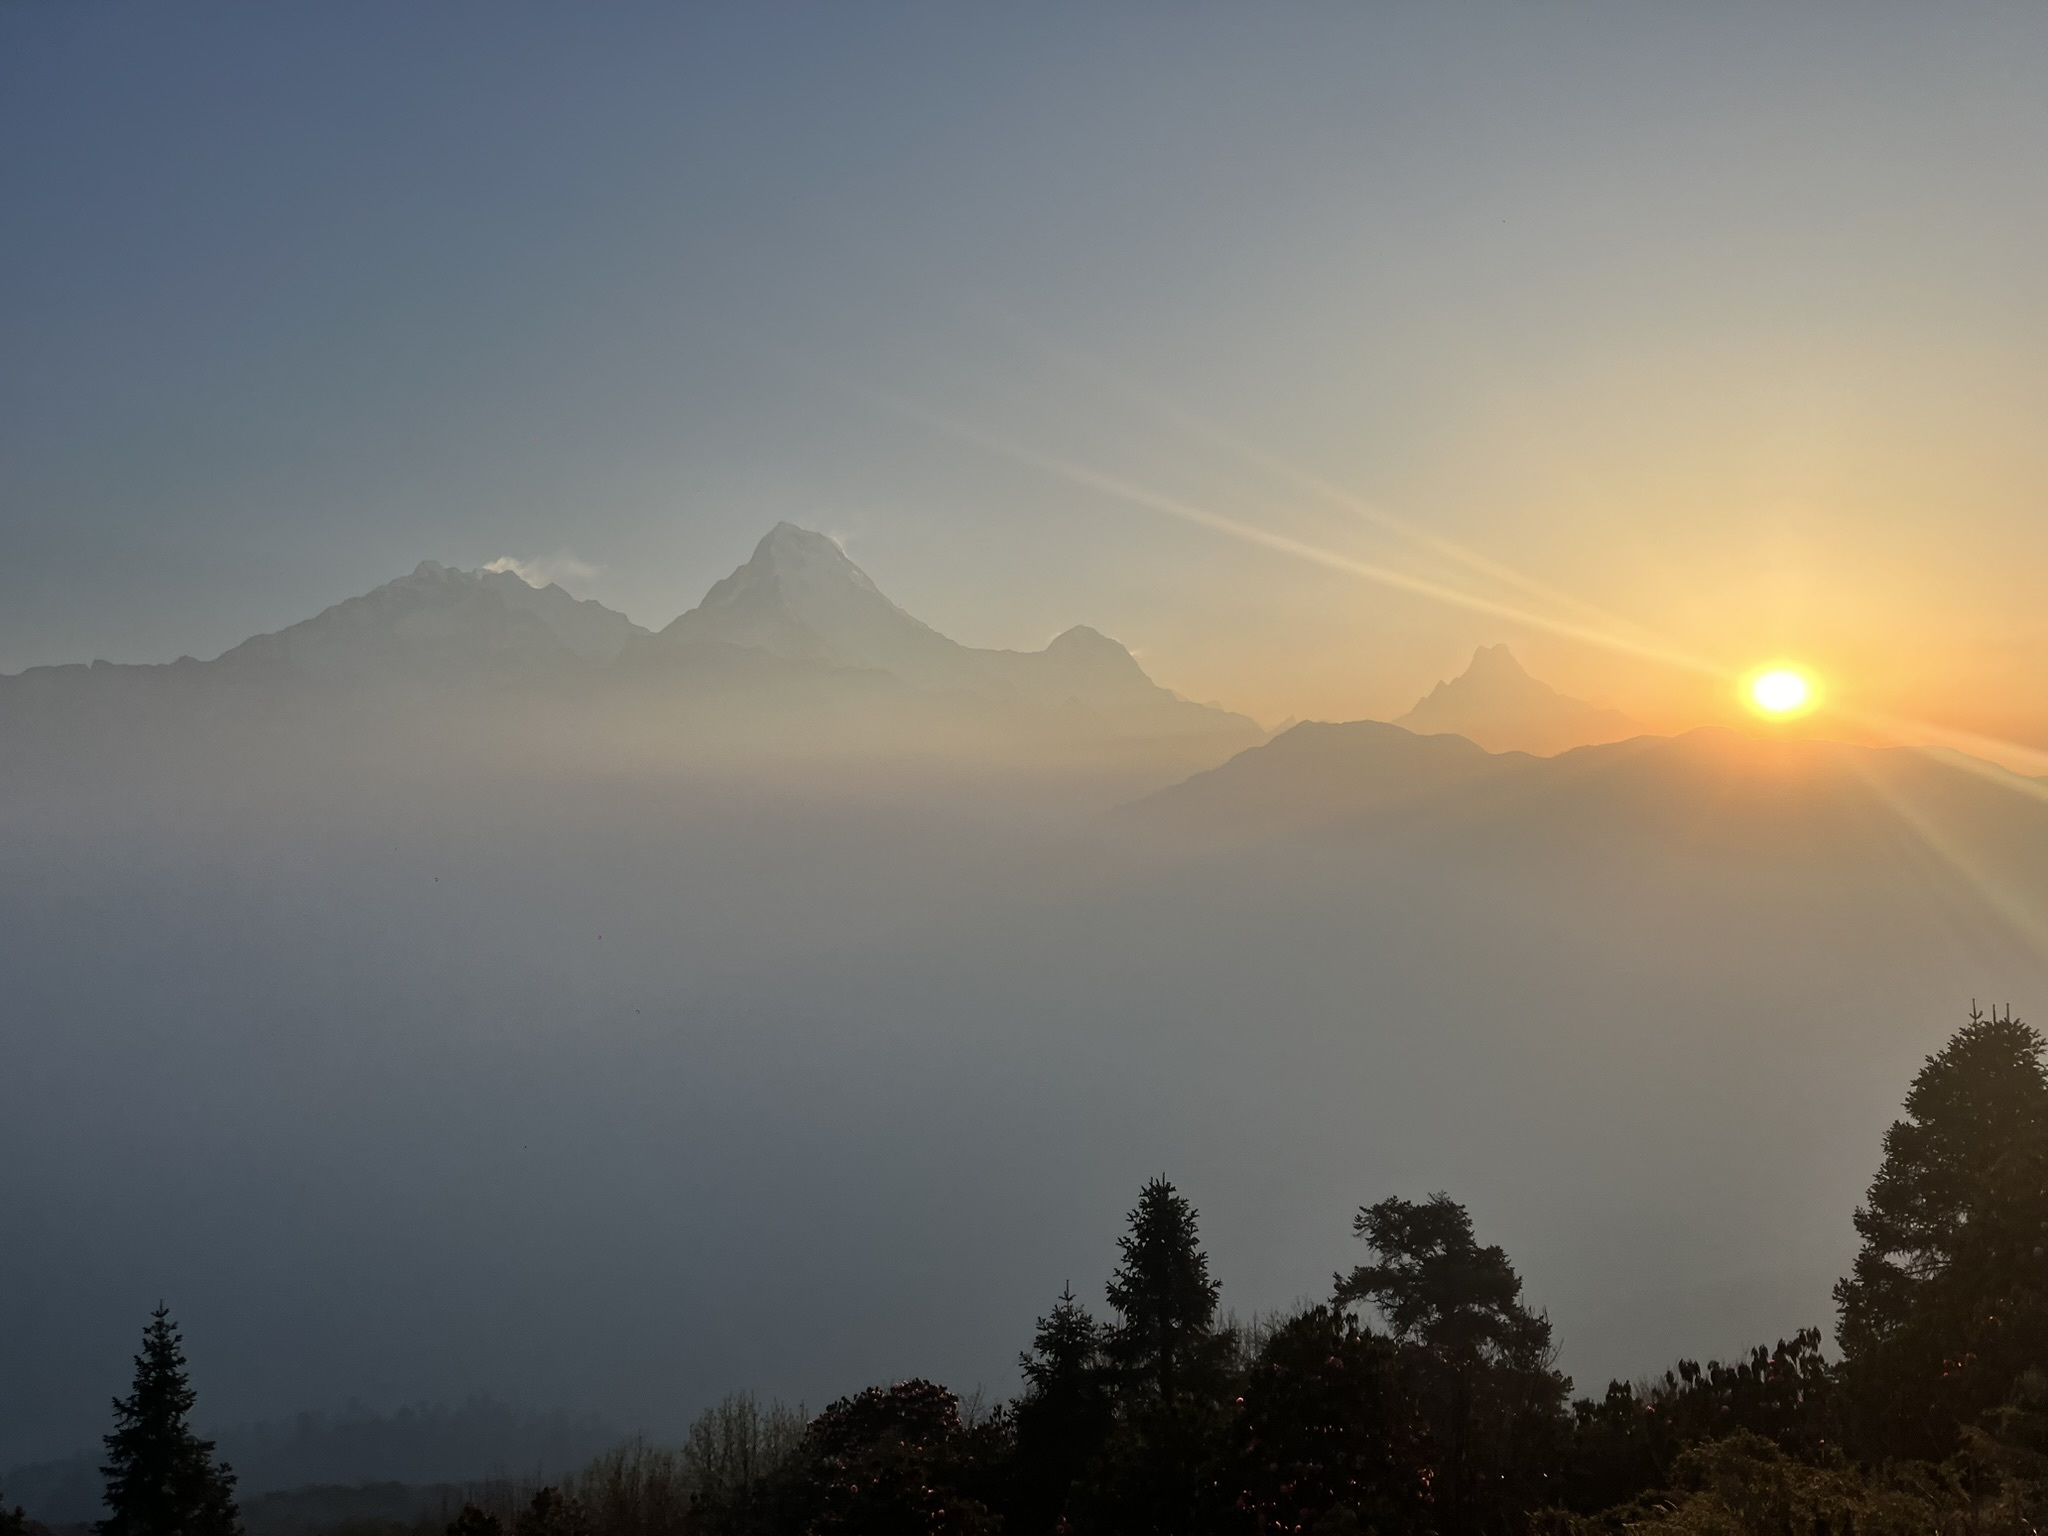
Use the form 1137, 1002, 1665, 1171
29, 1005, 2048, 1536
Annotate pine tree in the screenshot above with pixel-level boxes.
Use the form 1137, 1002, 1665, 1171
1, 1490, 27, 1536
1013, 1286, 1111, 1533
97, 1306, 240, 1536
1834, 1006, 2048, 1459
1104, 1177, 1221, 1409
1093, 1177, 1229, 1536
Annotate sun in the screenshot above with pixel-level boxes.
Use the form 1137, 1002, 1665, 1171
1743, 664, 1819, 719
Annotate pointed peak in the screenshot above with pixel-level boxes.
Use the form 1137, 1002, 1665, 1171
1463, 643, 1528, 679
755, 522, 853, 563
411, 559, 453, 579
1045, 624, 1122, 654
1394, 642, 1641, 756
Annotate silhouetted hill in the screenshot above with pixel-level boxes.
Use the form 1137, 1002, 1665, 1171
1130, 719, 2048, 875
1127, 718, 1526, 836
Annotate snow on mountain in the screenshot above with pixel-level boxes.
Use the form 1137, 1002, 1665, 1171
208, 561, 646, 681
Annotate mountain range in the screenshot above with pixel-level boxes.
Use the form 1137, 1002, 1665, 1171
0, 523, 1263, 790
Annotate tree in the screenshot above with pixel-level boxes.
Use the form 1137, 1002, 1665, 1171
1835, 1006, 2048, 1460
514, 1489, 581, 1536
97, 1306, 240, 1536
795, 1379, 999, 1536
1090, 1177, 1232, 1535
1, 1492, 26, 1536
1218, 1306, 1431, 1536
1559, 1329, 1838, 1515
1337, 1195, 1568, 1536
1545, 1431, 1991, 1536
1012, 1286, 1113, 1533
1106, 1178, 1224, 1409
676, 1394, 806, 1535
446, 1508, 501, 1536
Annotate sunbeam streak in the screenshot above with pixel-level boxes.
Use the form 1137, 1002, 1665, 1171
860, 385, 1727, 679
988, 321, 1669, 648
1854, 758, 2048, 964
1825, 702, 2048, 787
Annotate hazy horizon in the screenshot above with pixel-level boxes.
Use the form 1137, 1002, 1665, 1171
8, 7, 2048, 1526
10, 4, 2048, 755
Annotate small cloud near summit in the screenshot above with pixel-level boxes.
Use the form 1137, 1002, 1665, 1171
483, 551, 603, 591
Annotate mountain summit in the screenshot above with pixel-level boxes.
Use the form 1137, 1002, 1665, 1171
1393, 644, 1640, 756
660, 522, 958, 682
654, 524, 1254, 740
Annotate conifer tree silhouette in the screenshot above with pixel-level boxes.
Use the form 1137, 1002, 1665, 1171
1014, 1285, 1111, 1533
1095, 1177, 1228, 1536
97, 1306, 240, 1536
1104, 1177, 1221, 1408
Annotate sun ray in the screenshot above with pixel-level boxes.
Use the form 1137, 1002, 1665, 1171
1851, 756, 2048, 965
858, 384, 1727, 678
1821, 701, 2048, 785
972, 314, 1676, 650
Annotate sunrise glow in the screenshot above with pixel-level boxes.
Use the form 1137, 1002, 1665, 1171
1746, 666, 1817, 718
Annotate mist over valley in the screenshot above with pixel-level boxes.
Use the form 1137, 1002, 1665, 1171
6, 527, 2041, 1491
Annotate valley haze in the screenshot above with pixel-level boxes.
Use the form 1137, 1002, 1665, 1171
4, 524, 2043, 1489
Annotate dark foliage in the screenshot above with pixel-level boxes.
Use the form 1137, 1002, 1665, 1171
1217, 1306, 1432, 1535
792, 1380, 1001, 1536
83, 1004, 2048, 1536
1105, 1178, 1226, 1411
1834, 1006, 2048, 1461
446, 1508, 501, 1536
98, 1306, 241, 1536
514, 1491, 582, 1536
1559, 1328, 1839, 1513
1011, 1288, 1112, 1534
1085, 1178, 1234, 1536
1338, 1194, 1570, 1536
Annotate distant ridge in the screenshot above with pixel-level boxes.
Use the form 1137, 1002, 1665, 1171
650, 523, 1259, 739
1127, 718, 2048, 865
0, 523, 1263, 782
211, 560, 650, 681
1128, 718, 1520, 836
1393, 644, 1640, 756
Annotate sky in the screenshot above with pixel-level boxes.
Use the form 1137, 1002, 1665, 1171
5, 2, 2048, 746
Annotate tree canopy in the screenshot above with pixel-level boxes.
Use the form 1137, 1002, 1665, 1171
1835, 1005, 2048, 1459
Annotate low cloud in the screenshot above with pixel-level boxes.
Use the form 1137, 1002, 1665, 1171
483, 552, 603, 590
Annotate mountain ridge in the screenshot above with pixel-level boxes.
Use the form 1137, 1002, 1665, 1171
1126, 715, 2048, 865
1394, 643, 1642, 756
0, 524, 1263, 781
